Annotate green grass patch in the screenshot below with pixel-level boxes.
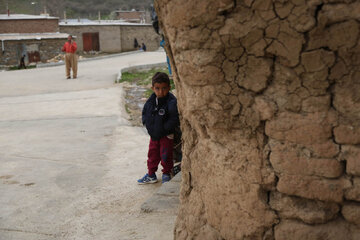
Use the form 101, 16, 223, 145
119, 67, 175, 98
125, 104, 131, 114
144, 89, 153, 98
119, 68, 169, 85
8, 65, 36, 71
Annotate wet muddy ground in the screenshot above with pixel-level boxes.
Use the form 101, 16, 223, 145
122, 82, 151, 126
120, 68, 170, 127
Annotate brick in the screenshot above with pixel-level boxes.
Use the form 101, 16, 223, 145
345, 177, 360, 202
333, 80, 360, 120
301, 49, 335, 72
277, 174, 351, 202
302, 95, 331, 113
0, 19, 59, 34
308, 20, 359, 51
266, 30, 303, 67
342, 146, 360, 176
270, 192, 339, 224
302, 69, 329, 96
253, 97, 276, 120
265, 112, 336, 145
334, 125, 360, 145
274, 219, 352, 240
237, 56, 272, 92
342, 203, 360, 226
270, 142, 343, 178
307, 140, 339, 158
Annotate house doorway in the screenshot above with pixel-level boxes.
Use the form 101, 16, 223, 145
82, 32, 100, 52
27, 51, 40, 63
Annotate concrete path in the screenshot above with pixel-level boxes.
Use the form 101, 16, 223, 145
0, 51, 177, 240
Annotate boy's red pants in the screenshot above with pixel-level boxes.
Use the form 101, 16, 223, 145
147, 136, 174, 176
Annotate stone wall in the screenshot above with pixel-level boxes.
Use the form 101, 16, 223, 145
116, 11, 146, 23
60, 25, 121, 53
0, 39, 64, 66
155, 0, 360, 239
60, 24, 160, 53
120, 25, 161, 51
0, 19, 59, 33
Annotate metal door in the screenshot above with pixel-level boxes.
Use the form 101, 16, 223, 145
82, 32, 99, 51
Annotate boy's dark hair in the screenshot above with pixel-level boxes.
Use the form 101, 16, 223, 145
152, 72, 170, 86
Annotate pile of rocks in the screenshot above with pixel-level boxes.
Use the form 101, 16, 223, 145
46, 54, 64, 63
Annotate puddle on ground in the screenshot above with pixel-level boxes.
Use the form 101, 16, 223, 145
23, 183, 35, 187
0, 175, 13, 179
122, 82, 149, 127
3, 180, 19, 185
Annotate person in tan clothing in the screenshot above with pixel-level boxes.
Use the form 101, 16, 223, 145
61, 35, 78, 79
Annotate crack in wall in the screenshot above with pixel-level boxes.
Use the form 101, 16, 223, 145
156, 0, 360, 239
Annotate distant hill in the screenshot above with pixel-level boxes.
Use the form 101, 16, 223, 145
0, 0, 154, 19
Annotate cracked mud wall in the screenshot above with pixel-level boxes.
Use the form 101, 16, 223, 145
155, 0, 360, 239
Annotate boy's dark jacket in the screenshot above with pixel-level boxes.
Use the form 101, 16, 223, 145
142, 92, 179, 141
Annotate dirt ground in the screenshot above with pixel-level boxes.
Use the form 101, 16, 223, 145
122, 81, 149, 127
0, 51, 176, 240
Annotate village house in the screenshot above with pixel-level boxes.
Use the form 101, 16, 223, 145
0, 13, 160, 66
59, 19, 160, 53
0, 14, 68, 66
114, 10, 146, 23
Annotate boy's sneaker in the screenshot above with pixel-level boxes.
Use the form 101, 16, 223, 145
137, 173, 157, 184
162, 174, 171, 183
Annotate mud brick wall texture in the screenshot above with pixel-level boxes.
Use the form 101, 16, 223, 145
155, 0, 360, 239
0, 19, 59, 34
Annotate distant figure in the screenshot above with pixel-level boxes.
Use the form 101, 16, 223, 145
134, 38, 139, 49
160, 37, 172, 77
150, 5, 159, 34
18, 54, 26, 69
142, 43, 147, 51
61, 35, 78, 79
152, 16, 159, 34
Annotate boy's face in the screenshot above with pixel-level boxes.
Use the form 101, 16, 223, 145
152, 82, 170, 98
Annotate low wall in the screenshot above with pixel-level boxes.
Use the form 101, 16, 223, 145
0, 19, 59, 34
60, 24, 160, 53
0, 38, 65, 66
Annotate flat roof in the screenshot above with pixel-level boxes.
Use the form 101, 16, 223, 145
59, 18, 93, 23
60, 21, 150, 26
0, 14, 58, 20
115, 10, 145, 13
0, 32, 69, 41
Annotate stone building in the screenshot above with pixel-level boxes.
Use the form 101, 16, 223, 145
59, 21, 160, 53
115, 10, 146, 23
0, 14, 68, 66
155, 0, 360, 239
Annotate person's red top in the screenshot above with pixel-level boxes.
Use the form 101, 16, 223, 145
62, 41, 77, 53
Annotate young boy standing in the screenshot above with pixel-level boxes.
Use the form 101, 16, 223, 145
137, 72, 179, 184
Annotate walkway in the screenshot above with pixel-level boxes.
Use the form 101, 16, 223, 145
0, 51, 177, 240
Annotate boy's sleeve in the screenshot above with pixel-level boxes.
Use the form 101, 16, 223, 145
142, 103, 147, 126
164, 99, 179, 131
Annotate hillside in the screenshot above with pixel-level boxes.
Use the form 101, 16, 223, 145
0, 0, 154, 19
